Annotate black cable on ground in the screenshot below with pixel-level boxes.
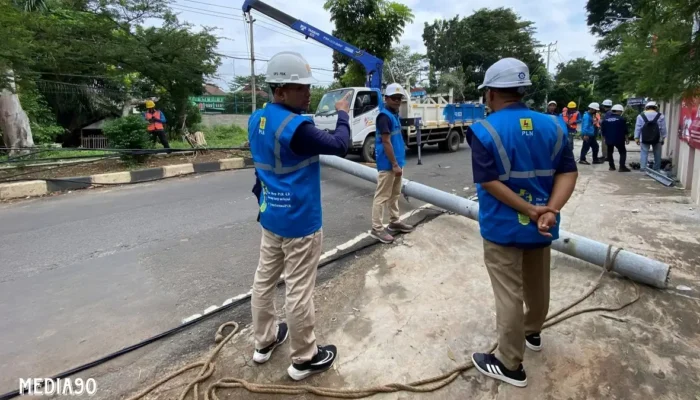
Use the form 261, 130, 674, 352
0, 208, 444, 400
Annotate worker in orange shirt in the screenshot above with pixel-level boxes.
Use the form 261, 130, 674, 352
143, 100, 171, 152
561, 102, 581, 151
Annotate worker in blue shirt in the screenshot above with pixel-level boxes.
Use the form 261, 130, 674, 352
370, 82, 414, 244
466, 57, 579, 388
580, 103, 604, 165
601, 104, 631, 172
248, 51, 352, 381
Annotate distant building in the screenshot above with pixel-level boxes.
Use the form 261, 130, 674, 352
189, 84, 227, 113
411, 87, 427, 99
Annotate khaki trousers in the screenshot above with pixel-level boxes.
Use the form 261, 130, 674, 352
483, 240, 551, 370
371, 171, 402, 231
251, 228, 323, 364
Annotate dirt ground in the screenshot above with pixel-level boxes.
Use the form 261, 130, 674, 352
0, 149, 251, 181
58, 146, 700, 400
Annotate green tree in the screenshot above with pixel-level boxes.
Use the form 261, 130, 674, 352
422, 8, 548, 105
323, 0, 414, 87
383, 45, 424, 86
587, 0, 700, 99
228, 74, 267, 91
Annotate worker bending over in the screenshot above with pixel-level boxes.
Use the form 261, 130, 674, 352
561, 101, 580, 151
248, 51, 352, 381
601, 104, 630, 172
369, 83, 414, 244
580, 103, 604, 165
466, 58, 578, 387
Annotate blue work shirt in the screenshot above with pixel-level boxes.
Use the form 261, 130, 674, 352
581, 112, 596, 137
601, 113, 628, 145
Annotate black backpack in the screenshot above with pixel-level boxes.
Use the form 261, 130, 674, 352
641, 113, 661, 144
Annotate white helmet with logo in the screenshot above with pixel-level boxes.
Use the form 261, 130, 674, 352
478, 58, 532, 90
266, 51, 318, 85
588, 102, 600, 111
611, 104, 624, 112
602, 99, 613, 107
384, 83, 406, 97
646, 101, 658, 108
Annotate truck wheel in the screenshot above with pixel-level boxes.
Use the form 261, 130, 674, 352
362, 135, 376, 163
444, 129, 460, 152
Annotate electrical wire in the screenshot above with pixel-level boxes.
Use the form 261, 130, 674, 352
0, 208, 445, 400
177, 0, 241, 11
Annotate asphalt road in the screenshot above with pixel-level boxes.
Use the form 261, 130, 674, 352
0, 144, 475, 393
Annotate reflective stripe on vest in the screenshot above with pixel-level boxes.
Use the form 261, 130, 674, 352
252, 114, 319, 174
477, 115, 564, 181
146, 111, 164, 131
563, 111, 578, 130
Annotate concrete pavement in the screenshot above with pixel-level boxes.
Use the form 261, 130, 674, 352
0, 145, 475, 394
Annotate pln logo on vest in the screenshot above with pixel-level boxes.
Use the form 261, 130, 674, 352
258, 117, 266, 135
520, 118, 534, 137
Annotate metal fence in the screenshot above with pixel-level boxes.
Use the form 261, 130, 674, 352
81, 135, 110, 149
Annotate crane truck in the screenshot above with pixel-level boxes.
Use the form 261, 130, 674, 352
242, 0, 486, 163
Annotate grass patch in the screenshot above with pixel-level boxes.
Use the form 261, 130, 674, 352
170, 124, 248, 149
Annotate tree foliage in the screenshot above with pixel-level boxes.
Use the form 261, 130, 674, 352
383, 45, 424, 87
323, 0, 414, 87
422, 8, 548, 105
0, 0, 222, 146
586, 0, 700, 99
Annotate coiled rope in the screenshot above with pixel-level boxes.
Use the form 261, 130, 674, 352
128, 245, 637, 400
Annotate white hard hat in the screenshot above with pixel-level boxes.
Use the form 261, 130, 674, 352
588, 102, 600, 111
602, 99, 613, 107
646, 101, 658, 108
611, 104, 624, 112
478, 58, 532, 90
548, 100, 557, 106
384, 83, 406, 97
266, 51, 318, 85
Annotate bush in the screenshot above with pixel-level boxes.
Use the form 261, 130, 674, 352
622, 107, 640, 138
31, 122, 64, 145
102, 116, 153, 163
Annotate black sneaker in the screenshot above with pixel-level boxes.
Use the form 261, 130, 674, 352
253, 322, 289, 364
525, 333, 542, 351
593, 159, 605, 164
471, 353, 527, 387
619, 166, 631, 172
609, 166, 616, 171
287, 345, 338, 381
579, 160, 590, 165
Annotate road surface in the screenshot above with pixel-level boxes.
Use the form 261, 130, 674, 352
0, 146, 475, 393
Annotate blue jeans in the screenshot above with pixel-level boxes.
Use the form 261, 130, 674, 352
640, 143, 662, 171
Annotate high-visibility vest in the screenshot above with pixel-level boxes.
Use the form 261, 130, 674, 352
146, 111, 164, 131
375, 108, 406, 171
562, 110, 579, 131
470, 103, 566, 246
594, 113, 601, 129
249, 103, 321, 238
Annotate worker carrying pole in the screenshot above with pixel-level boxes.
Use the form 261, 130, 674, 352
247, 51, 353, 381
465, 57, 579, 388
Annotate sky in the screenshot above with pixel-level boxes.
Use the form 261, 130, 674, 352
164, 0, 601, 91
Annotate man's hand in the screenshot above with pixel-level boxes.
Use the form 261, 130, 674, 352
583, 136, 589, 142
527, 205, 559, 224
660, 140, 665, 145
335, 91, 352, 114
635, 138, 640, 145
625, 139, 630, 145
392, 164, 403, 177
537, 212, 557, 238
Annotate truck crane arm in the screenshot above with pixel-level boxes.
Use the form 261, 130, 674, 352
242, 0, 384, 89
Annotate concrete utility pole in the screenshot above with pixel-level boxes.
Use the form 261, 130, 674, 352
246, 12, 256, 113
543, 41, 557, 106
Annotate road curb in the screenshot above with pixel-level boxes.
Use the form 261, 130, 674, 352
0, 157, 252, 200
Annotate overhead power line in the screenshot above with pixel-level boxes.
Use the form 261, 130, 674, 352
177, 0, 241, 10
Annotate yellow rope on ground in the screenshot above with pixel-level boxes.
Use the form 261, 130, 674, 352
127, 246, 638, 400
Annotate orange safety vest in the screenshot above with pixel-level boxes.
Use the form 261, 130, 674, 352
562, 110, 579, 131
146, 111, 164, 131
594, 113, 601, 128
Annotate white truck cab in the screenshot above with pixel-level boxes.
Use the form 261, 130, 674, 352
313, 87, 485, 162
